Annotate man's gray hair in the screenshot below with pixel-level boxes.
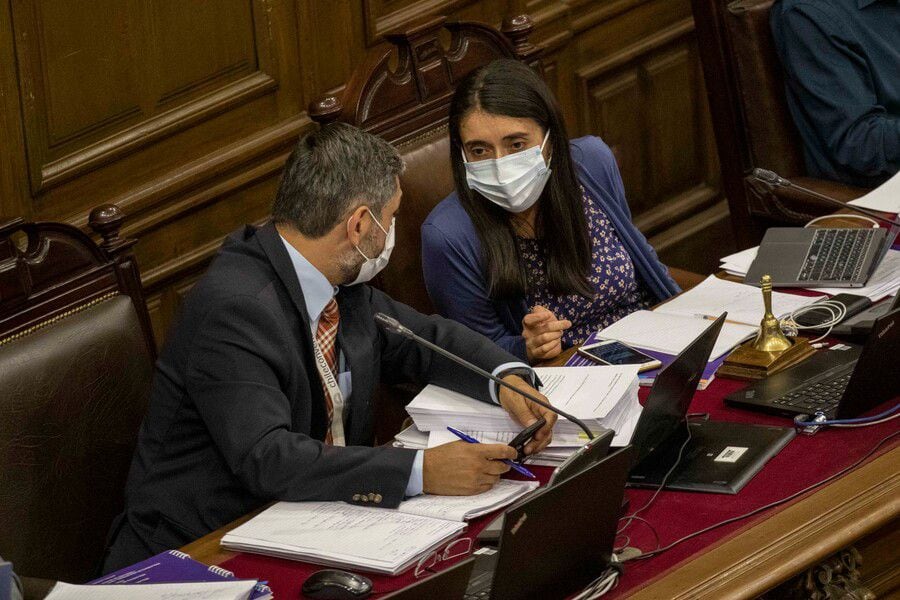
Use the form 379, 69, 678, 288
273, 123, 404, 237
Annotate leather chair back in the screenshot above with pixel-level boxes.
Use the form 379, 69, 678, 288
0, 206, 155, 583
692, 0, 868, 245
725, 0, 805, 176
309, 14, 541, 314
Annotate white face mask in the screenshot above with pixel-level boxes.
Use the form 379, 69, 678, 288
463, 130, 552, 213
348, 211, 395, 285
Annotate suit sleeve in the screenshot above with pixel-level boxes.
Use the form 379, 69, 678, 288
185, 295, 416, 508
775, 4, 900, 177
370, 286, 523, 403
421, 221, 528, 360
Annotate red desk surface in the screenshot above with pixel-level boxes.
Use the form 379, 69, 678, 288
221, 373, 899, 599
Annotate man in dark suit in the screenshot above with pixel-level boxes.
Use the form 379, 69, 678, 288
102, 123, 557, 572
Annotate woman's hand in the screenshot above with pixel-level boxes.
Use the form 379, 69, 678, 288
522, 305, 572, 363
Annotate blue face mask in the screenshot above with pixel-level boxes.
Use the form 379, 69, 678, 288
463, 130, 552, 213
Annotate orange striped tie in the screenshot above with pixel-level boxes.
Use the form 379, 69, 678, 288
315, 298, 340, 444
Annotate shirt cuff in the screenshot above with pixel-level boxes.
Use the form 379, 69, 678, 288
405, 450, 424, 497
489, 361, 540, 405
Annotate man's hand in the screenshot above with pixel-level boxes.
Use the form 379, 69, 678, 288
522, 305, 572, 363
423, 441, 518, 495
498, 375, 557, 455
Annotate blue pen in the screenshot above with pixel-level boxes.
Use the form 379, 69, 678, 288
446, 426, 537, 480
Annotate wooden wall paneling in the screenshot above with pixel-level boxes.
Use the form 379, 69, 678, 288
0, 0, 30, 220
364, 0, 480, 44
10, 0, 284, 194
571, 0, 731, 273
4, 0, 310, 340
2, 0, 733, 341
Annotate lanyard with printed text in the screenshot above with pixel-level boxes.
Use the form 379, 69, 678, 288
311, 338, 346, 446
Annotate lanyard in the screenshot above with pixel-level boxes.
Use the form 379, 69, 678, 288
311, 338, 346, 446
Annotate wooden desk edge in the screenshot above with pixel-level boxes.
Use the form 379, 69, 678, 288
628, 444, 900, 600
181, 446, 899, 600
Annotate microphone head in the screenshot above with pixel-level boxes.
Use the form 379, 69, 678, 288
374, 312, 409, 336
752, 168, 789, 187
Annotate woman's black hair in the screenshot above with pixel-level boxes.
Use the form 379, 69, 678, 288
448, 58, 593, 301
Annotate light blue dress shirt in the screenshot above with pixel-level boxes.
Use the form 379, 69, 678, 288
279, 235, 533, 497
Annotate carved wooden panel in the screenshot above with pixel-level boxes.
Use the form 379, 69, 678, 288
0, 0, 732, 342
579, 20, 719, 228
9, 0, 277, 193
572, 5, 728, 272
363, 0, 480, 44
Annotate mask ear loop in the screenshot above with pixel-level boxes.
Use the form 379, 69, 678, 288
350, 208, 390, 260
540, 129, 553, 168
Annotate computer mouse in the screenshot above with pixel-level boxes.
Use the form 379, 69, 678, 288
302, 569, 373, 599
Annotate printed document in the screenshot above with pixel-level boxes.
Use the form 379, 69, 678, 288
45, 581, 257, 600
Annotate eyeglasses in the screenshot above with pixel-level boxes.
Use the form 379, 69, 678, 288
414, 537, 473, 578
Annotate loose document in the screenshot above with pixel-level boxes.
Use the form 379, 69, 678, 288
220, 480, 537, 575
44, 581, 258, 600
848, 171, 900, 213
595, 276, 819, 359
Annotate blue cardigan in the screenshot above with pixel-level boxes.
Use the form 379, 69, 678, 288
421, 136, 680, 360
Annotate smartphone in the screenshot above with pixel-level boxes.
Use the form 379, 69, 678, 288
508, 417, 546, 460
577, 339, 662, 372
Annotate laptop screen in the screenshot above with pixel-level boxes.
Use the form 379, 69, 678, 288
488, 447, 633, 600
628, 314, 726, 465
839, 307, 900, 419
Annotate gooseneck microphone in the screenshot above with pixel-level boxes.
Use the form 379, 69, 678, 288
374, 312, 595, 440
751, 168, 900, 227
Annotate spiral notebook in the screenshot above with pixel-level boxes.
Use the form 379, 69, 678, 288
90, 550, 272, 599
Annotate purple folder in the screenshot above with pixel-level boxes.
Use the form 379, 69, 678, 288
90, 549, 272, 599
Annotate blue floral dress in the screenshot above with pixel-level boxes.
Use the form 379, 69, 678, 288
517, 188, 654, 348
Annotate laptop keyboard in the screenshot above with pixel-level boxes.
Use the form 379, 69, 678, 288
771, 372, 852, 416
798, 228, 876, 282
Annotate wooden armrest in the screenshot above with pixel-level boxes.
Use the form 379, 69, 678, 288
668, 267, 706, 291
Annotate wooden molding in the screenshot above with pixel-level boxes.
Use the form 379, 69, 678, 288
635, 184, 720, 237
37, 72, 278, 192
69, 115, 308, 233
629, 445, 900, 599
576, 17, 695, 81
363, 0, 478, 45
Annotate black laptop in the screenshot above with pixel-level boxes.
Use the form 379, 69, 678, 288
832, 292, 900, 337
382, 557, 476, 600
626, 313, 795, 494
464, 446, 633, 600
744, 227, 889, 287
725, 308, 900, 419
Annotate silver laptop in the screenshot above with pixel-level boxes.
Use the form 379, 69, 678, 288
745, 227, 889, 287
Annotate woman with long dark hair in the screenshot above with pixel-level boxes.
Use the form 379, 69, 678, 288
421, 59, 680, 363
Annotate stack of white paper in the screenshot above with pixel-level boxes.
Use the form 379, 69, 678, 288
46, 581, 258, 600
848, 171, 900, 213
221, 482, 536, 574
719, 248, 900, 302
403, 365, 641, 466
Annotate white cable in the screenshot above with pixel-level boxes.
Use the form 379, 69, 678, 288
571, 569, 620, 600
805, 214, 880, 228
781, 300, 847, 343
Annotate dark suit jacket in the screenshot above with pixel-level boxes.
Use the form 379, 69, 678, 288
103, 222, 517, 571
